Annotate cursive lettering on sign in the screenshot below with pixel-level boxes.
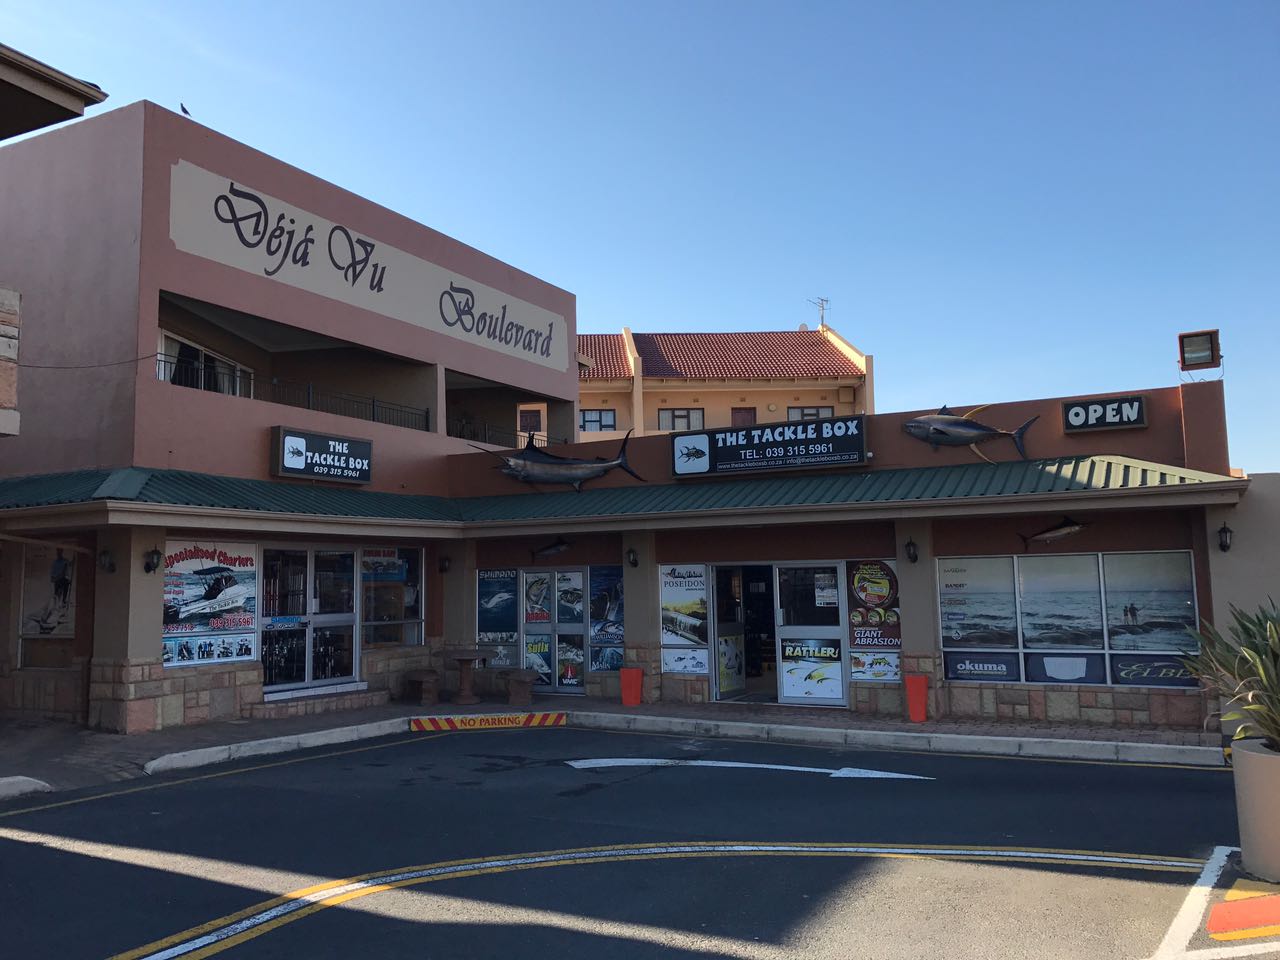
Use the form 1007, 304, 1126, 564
439, 282, 556, 361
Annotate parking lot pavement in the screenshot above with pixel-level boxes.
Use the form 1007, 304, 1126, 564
0, 727, 1246, 960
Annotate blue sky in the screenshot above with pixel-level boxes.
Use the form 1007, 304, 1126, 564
5, 1, 1277, 469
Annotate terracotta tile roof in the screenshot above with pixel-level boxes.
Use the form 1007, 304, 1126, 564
577, 333, 632, 380
634, 330, 862, 379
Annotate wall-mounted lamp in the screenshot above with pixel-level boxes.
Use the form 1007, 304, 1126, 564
97, 549, 116, 574
438, 556, 452, 574
1179, 329, 1222, 372
143, 547, 164, 574
904, 539, 919, 564
1218, 523, 1233, 553
625, 547, 638, 568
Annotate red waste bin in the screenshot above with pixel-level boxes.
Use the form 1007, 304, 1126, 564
904, 673, 929, 723
620, 667, 643, 706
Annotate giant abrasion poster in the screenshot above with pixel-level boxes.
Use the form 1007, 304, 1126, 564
162, 541, 257, 667
938, 557, 1018, 648
1103, 552, 1197, 652
477, 569, 519, 645
21, 542, 77, 639
847, 559, 901, 682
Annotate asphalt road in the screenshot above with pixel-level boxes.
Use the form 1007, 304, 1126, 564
0, 728, 1242, 960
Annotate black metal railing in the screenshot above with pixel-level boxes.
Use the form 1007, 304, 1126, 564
446, 418, 565, 448
156, 353, 430, 432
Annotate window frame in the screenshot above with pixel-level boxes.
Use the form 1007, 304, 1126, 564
579, 408, 617, 432
658, 407, 704, 432
359, 547, 425, 647
788, 406, 834, 421
158, 331, 255, 399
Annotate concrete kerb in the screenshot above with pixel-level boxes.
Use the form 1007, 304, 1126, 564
137, 710, 1225, 778
0, 776, 53, 800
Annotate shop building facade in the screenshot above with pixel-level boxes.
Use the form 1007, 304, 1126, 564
0, 101, 1254, 735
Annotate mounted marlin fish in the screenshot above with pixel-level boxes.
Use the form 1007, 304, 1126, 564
473, 429, 645, 493
902, 404, 1039, 465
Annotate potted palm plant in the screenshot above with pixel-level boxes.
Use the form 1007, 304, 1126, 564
1185, 603, 1280, 881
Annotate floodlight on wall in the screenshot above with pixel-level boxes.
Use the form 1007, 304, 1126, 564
1179, 330, 1222, 372
1218, 523, 1233, 553
904, 539, 919, 564
143, 547, 163, 574
625, 547, 638, 568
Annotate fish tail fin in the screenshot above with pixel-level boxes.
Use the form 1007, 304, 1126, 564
617, 429, 646, 483
1017, 533, 1031, 552
1011, 415, 1039, 460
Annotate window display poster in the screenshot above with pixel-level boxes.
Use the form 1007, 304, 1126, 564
589, 565, 625, 645
21, 542, 76, 638
162, 540, 257, 638
557, 572, 584, 624
779, 640, 842, 698
814, 570, 839, 607
1024, 652, 1106, 684
944, 651, 1022, 682
525, 634, 553, 684
590, 644, 625, 672
847, 559, 900, 647
1108, 653, 1198, 688
557, 634, 585, 686
660, 565, 708, 645
849, 650, 901, 682
662, 647, 709, 674
717, 632, 746, 694
166, 633, 255, 666
1018, 554, 1104, 649
938, 557, 1018, 648
524, 572, 553, 623
1103, 553, 1198, 653
478, 569, 519, 643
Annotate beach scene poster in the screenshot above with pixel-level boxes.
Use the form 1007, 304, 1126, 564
1018, 554, 1104, 649
589, 565, 625, 645
1103, 552, 1198, 652
21, 542, 77, 639
660, 565, 708, 646
477, 569, 518, 643
938, 557, 1019, 648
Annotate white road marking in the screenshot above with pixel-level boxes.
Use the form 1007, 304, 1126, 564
126, 843, 1202, 959
565, 758, 933, 779
1149, 845, 1241, 960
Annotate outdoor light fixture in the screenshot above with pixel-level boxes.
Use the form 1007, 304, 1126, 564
143, 547, 163, 574
905, 539, 919, 564
1178, 329, 1222, 372
625, 547, 638, 568
97, 549, 116, 573
438, 556, 452, 574
1218, 523, 1233, 553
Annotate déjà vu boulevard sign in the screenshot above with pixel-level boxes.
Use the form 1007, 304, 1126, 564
169, 161, 568, 371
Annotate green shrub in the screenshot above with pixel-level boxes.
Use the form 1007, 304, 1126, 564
1184, 602, 1280, 751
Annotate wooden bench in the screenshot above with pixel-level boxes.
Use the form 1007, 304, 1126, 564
500, 669, 541, 708
402, 668, 440, 707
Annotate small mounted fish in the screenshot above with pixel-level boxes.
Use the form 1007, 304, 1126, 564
1019, 516, 1086, 549
902, 404, 1039, 464
531, 537, 571, 561
474, 430, 644, 493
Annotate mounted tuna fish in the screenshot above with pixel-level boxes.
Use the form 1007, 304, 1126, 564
1019, 516, 1086, 549
475, 430, 645, 493
902, 405, 1039, 465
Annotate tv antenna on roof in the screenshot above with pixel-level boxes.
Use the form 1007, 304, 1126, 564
807, 297, 829, 328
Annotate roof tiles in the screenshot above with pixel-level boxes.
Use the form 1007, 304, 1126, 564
577, 333, 631, 379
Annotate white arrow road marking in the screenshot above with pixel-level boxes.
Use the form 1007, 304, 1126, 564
565, 758, 932, 779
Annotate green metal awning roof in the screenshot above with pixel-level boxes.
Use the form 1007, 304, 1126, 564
0, 456, 1246, 529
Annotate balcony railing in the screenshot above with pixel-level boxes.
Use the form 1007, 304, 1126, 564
446, 417, 565, 449
156, 354, 430, 432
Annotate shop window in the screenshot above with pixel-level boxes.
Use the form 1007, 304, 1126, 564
579, 409, 617, 432
938, 551, 1198, 687
788, 406, 833, 421
157, 334, 254, 398
658, 408, 704, 431
361, 548, 424, 645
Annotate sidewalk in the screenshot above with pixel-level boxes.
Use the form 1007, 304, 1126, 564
0, 695, 1224, 797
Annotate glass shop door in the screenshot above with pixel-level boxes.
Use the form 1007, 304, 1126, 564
521, 568, 586, 694
261, 548, 358, 690
775, 563, 848, 707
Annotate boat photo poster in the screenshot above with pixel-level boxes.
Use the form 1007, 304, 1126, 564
162, 540, 257, 667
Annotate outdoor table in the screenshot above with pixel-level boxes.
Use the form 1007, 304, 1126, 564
442, 647, 496, 705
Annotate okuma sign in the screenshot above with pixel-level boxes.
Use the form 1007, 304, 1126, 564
169, 161, 568, 371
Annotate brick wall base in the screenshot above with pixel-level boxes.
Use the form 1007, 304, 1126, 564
88, 658, 263, 733
361, 644, 437, 701
660, 674, 710, 704
940, 682, 1212, 729
0, 661, 89, 723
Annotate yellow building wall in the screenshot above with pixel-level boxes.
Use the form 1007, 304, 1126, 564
643, 385, 858, 433
578, 385, 636, 440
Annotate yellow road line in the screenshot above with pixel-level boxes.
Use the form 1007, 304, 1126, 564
108, 841, 1205, 960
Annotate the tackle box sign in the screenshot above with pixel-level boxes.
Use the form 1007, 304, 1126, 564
271, 427, 372, 484
671, 415, 866, 477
